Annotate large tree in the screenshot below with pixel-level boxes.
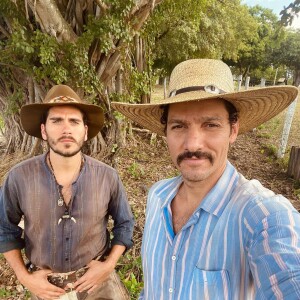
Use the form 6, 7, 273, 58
0, 0, 162, 156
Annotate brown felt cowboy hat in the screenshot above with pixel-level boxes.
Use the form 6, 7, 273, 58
112, 59, 299, 136
20, 85, 104, 140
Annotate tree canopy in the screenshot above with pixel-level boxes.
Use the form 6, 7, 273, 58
0, 0, 300, 157
145, 0, 258, 73
224, 5, 284, 78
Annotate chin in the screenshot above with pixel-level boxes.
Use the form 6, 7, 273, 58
51, 147, 82, 158
181, 173, 207, 182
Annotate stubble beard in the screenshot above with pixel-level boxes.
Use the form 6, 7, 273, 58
47, 136, 85, 158
180, 167, 214, 183
177, 150, 215, 183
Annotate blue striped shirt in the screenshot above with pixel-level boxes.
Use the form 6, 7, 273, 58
140, 161, 300, 299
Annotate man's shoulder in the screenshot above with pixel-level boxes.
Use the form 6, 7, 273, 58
84, 155, 117, 173
149, 176, 180, 195
9, 154, 45, 172
233, 174, 295, 214
235, 175, 275, 198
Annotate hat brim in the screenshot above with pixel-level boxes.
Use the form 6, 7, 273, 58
20, 102, 104, 140
111, 86, 298, 136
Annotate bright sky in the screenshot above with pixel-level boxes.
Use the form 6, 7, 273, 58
242, 0, 300, 28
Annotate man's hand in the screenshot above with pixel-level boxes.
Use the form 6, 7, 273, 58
19, 269, 66, 300
73, 259, 114, 294
3, 249, 65, 299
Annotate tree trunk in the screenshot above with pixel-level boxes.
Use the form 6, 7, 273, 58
27, 0, 78, 42
287, 146, 300, 182
293, 68, 300, 86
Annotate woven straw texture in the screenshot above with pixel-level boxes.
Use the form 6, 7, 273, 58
112, 59, 298, 136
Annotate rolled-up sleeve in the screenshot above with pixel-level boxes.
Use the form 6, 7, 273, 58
0, 174, 25, 253
108, 171, 134, 251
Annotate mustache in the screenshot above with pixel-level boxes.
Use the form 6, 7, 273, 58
177, 151, 213, 165
58, 136, 76, 142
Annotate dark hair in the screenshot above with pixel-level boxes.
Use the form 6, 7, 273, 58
40, 106, 88, 125
160, 105, 169, 127
224, 100, 238, 125
160, 99, 239, 133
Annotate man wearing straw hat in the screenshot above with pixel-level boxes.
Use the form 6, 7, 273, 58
0, 85, 134, 300
112, 59, 300, 299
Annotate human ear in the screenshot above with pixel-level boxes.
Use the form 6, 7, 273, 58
41, 124, 47, 141
84, 125, 88, 141
229, 121, 239, 144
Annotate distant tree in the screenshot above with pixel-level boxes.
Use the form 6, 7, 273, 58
196, 1, 257, 63
225, 5, 284, 79
272, 29, 300, 86
144, 0, 258, 74
280, 0, 300, 26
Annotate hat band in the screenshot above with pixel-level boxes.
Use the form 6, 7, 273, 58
169, 85, 226, 98
49, 96, 79, 103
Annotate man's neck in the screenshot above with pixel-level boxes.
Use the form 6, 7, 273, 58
180, 162, 228, 204
178, 181, 209, 205
48, 150, 82, 173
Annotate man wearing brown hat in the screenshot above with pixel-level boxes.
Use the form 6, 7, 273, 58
112, 59, 300, 299
0, 85, 134, 300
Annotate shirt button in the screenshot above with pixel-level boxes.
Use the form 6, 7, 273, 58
65, 258, 69, 261
169, 288, 173, 293
171, 255, 176, 260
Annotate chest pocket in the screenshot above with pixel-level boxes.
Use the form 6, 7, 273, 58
190, 268, 231, 300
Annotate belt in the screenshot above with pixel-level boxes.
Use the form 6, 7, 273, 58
28, 264, 89, 300
27, 255, 105, 294
47, 267, 88, 289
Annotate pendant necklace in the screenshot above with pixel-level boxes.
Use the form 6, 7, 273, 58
48, 153, 84, 207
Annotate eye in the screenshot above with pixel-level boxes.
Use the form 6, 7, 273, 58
51, 118, 61, 123
170, 124, 184, 130
70, 119, 81, 125
205, 122, 220, 128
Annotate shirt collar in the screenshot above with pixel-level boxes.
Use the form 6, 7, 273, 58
200, 161, 239, 217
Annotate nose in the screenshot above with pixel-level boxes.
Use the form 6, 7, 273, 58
184, 126, 204, 152
62, 120, 72, 135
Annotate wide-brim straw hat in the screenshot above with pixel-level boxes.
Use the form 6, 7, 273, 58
20, 85, 104, 140
112, 59, 298, 136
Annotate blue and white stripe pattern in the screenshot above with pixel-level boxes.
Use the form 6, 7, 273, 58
139, 161, 300, 299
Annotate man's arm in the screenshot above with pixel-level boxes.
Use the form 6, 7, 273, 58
247, 198, 300, 299
108, 172, 135, 251
4, 249, 65, 299
3, 249, 29, 280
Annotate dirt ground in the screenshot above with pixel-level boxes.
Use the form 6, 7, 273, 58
0, 101, 300, 298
